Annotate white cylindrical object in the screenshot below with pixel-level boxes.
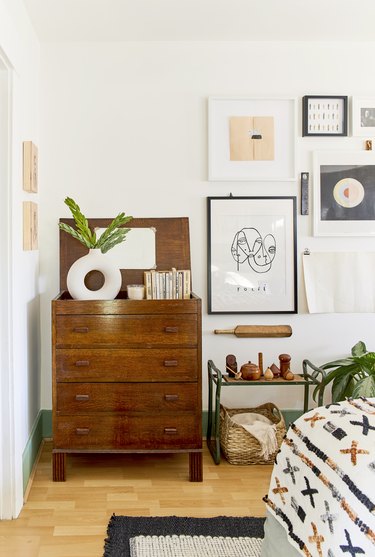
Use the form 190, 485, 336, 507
67, 249, 122, 300
127, 284, 145, 300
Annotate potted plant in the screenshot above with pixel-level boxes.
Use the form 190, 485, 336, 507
59, 197, 132, 252
59, 197, 133, 300
313, 340, 375, 403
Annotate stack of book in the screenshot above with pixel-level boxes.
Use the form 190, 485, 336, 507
143, 268, 191, 300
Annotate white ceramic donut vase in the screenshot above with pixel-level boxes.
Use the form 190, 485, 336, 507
67, 248, 122, 300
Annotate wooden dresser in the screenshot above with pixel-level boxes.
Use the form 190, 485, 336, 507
52, 217, 202, 482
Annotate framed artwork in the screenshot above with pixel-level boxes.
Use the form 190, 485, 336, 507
208, 97, 296, 181
302, 95, 348, 136
23, 141, 38, 192
313, 150, 375, 236
351, 97, 375, 136
23, 201, 38, 250
207, 196, 297, 314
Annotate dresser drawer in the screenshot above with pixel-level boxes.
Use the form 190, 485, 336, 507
55, 315, 197, 347
55, 348, 197, 382
56, 383, 198, 413
54, 414, 201, 450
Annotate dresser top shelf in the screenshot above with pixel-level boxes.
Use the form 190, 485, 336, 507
58, 216, 191, 292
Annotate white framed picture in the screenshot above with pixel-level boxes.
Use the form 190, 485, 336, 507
313, 150, 375, 236
352, 97, 375, 136
208, 97, 296, 181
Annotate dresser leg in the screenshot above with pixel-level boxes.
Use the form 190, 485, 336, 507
189, 452, 203, 482
53, 452, 66, 481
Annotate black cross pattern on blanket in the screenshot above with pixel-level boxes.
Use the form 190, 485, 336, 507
283, 457, 299, 485
301, 476, 319, 508
340, 529, 366, 557
320, 500, 338, 534
350, 415, 375, 436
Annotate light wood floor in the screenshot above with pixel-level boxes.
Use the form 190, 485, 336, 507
0, 441, 272, 557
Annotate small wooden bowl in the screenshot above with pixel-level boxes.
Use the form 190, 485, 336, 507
240, 362, 261, 381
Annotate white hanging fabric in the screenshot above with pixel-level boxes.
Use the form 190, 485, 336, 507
303, 252, 375, 313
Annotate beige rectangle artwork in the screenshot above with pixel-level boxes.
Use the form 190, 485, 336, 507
23, 141, 38, 192
23, 201, 38, 250
229, 116, 274, 161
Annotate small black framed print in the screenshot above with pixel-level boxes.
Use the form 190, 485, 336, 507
302, 95, 348, 137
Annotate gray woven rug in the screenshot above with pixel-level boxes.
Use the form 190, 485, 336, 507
103, 515, 265, 557
130, 534, 263, 556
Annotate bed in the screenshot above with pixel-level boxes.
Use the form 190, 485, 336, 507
261, 397, 375, 557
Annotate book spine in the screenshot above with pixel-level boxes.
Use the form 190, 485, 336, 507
151, 269, 157, 299
172, 267, 178, 299
161, 272, 166, 299
178, 271, 183, 299
183, 269, 191, 299
156, 272, 161, 299
144, 271, 152, 299
166, 271, 172, 299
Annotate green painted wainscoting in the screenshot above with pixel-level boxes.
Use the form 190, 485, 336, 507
22, 410, 52, 493
23, 409, 303, 494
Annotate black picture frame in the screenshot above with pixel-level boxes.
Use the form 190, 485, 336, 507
302, 95, 348, 137
207, 196, 297, 314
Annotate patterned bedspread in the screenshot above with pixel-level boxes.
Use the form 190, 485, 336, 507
264, 398, 375, 557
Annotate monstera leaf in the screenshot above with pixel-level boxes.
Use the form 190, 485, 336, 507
313, 341, 375, 403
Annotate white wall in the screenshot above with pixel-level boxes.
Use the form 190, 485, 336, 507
0, 0, 40, 515
39, 41, 375, 413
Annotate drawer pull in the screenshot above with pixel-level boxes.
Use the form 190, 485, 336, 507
73, 327, 89, 333
164, 326, 178, 333
75, 394, 90, 401
164, 360, 178, 367
76, 428, 90, 435
75, 360, 89, 367
164, 394, 179, 402
164, 427, 177, 435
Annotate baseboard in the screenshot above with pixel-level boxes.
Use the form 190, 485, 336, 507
23, 439, 45, 502
22, 410, 44, 494
23, 408, 303, 491
22, 409, 53, 495
42, 408, 52, 437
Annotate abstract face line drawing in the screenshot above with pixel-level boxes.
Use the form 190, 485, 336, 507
231, 227, 276, 273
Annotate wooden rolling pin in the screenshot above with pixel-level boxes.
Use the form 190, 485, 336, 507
214, 325, 292, 338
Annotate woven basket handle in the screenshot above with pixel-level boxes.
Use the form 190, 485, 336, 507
262, 402, 283, 423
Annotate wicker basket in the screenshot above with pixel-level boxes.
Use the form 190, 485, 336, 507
220, 403, 286, 465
